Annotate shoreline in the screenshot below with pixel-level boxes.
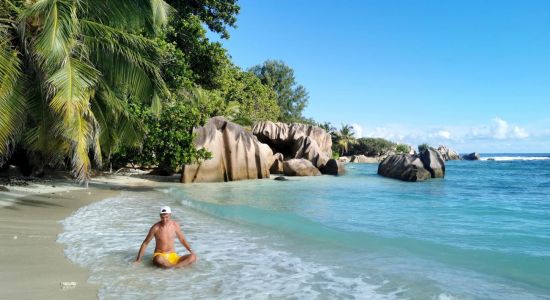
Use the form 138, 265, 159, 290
0, 175, 172, 299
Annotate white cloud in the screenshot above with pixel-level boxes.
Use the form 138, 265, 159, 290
354, 117, 532, 153
512, 126, 529, 139
351, 123, 363, 138
490, 117, 529, 140
491, 117, 509, 139
436, 130, 451, 139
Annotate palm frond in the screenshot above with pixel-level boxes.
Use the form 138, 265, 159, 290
81, 20, 168, 101
23, 84, 69, 167
81, 0, 171, 34
68, 108, 93, 180
47, 57, 99, 117
23, 0, 79, 67
0, 42, 27, 162
92, 86, 145, 159
44, 57, 100, 180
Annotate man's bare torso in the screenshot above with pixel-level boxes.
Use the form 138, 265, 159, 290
153, 220, 178, 253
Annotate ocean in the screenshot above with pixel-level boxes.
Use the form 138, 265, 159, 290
58, 154, 550, 299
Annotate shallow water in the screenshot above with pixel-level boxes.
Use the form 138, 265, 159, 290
59, 154, 550, 299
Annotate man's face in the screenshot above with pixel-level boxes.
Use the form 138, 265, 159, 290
160, 213, 171, 224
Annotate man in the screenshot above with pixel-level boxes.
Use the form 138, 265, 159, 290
134, 206, 197, 268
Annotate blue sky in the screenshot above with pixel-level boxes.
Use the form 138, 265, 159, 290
211, 0, 550, 153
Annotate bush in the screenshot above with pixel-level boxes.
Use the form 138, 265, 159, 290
395, 144, 410, 154
348, 138, 396, 156
111, 102, 211, 171
418, 143, 430, 153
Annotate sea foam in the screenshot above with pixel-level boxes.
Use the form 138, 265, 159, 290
58, 191, 393, 299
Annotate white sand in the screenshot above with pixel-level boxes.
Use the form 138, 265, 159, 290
0, 174, 171, 299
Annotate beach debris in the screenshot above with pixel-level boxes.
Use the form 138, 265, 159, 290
13, 235, 18, 240
87, 191, 91, 195
60, 282, 77, 290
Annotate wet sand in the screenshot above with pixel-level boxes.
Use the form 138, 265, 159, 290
0, 175, 171, 299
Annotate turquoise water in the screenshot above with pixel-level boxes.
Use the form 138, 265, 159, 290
59, 154, 550, 299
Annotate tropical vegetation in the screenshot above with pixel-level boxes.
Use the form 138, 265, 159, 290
0, 0, 173, 181
0, 0, 314, 181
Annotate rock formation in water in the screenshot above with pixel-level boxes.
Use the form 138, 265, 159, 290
181, 117, 273, 183
320, 158, 345, 175
377, 154, 431, 181
462, 152, 480, 160
419, 148, 446, 178
437, 145, 461, 161
268, 152, 284, 174
283, 159, 322, 176
378, 148, 445, 182
252, 121, 344, 175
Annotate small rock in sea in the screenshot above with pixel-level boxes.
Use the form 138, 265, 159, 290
60, 282, 77, 289
52, 185, 56, 188
274, 176, 289, 181
0, 186, 9, 192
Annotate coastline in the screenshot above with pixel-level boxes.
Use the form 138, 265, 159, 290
0, 175, 172, 299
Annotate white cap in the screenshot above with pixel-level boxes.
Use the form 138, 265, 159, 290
160, 206, 171, 214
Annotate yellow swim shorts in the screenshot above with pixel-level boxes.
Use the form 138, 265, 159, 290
153, 252, 180, 265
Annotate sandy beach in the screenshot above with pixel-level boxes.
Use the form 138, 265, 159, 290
0, 174, 172, 300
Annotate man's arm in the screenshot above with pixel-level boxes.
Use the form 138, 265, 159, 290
134, 225, 156, 264
175, 223, 194, 254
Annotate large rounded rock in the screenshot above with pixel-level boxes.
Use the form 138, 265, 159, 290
268, 153, 284, 174
181, 117, 272, 183
283, 159, 322, 176
319, 159, 345, 176
252, 121, 332, 169
437, 145, 461, 161
378, 154, 432, 182
420, 148, 445, 178
462, 152, 480, 160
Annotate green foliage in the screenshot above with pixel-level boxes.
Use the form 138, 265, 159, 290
0, 0, 319, 180
219, 65, 280, 125
165, 0, 240, 39
250, 60, 309, 123
317, 122, 337, 134
418, 143, 430, 153
112, 101, 211, 170
155, 37, 194, 91
164, 16, 230, 90
348, 138, 396, 157
0, 0, 170, 181
333, 124, 356, 156
395, 143, 410, 154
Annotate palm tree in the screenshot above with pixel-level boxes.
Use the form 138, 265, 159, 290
317, 121, 336, 134
335, 124, 356, 156
0, 0, 170, 181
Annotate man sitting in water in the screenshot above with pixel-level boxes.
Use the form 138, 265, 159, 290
134, 206, 197, 268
